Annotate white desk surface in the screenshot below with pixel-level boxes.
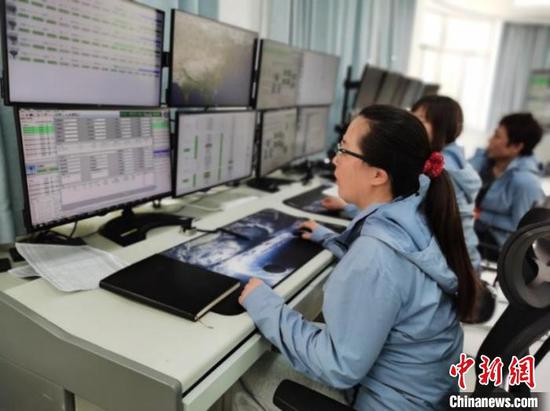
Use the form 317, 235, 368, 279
1, 178, 347, 394
543, 176, 550, 196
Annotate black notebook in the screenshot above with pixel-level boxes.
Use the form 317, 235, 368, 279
100, 254, 241, 321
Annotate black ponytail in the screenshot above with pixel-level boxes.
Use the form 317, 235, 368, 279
357, 105, 477, 320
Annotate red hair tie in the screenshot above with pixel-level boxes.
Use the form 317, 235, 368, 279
423, 152, 444, 179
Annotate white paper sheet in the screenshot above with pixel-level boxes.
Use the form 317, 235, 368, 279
15, 243, 127, 292
8, 264, 39, 278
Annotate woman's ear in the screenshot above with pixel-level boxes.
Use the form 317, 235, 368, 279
371, 167, 390, 187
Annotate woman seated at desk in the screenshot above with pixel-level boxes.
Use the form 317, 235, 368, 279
230, 106, 479, 410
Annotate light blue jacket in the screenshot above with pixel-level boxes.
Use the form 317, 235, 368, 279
443, 143, 482, 271
243, 176, 463, 410
470, 150, 544, 247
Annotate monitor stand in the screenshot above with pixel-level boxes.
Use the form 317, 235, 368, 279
246, 177, 293, 193
99, 208, 192, 247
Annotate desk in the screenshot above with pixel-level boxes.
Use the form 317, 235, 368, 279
0, 179, 348, 411
543, 176, 550, 196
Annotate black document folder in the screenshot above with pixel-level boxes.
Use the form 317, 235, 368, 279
100, 254, 240, 321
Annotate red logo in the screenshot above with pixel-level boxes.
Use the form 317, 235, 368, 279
449, 353, 475, 390
449, 354, 536, 390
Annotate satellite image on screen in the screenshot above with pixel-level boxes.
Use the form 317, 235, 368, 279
169, 12, 256, 107
162, 209, 324, 286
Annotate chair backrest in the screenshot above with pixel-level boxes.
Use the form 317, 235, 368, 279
475, 208, 550, 396
498, 208, 550, 309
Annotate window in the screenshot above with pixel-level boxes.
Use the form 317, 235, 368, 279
411, 4, 502, 151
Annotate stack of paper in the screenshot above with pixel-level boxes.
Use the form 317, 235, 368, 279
13, 243, 127, 292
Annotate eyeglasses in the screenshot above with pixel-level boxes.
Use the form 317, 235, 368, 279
335, 142, 369, 163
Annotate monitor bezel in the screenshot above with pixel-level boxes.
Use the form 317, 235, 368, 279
14, 105, 173, 232
256, 107, 298, 177
1, 0, 165, 108
293, 105, 330, 160
391, 76, 412, 107
167, 9, 258, 109
254, 39, 302, 110
375, 72, 402, 105
296, 49, 341, 106
353, 65, 387, 110
173, 109, 257, 198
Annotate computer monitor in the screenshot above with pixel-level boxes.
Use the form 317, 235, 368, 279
255, 40, 302, 110
294, 106, 329, 159
526, 70, 550, 129
422, 83, 440, 97
2, 0, 164, 107
174, 111, 256, 197
354, 66, 386, 110
401, 79, 425, 109
168, 10, 257, 107
16, 108, 173, 241
258, 108, 298, 177
297, 50, 340, 106
375, 72, 402, 105
391, 77, 411, 107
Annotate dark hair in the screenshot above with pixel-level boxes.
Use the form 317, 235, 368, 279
357, 105, 477, 320
499, 113, 543, 156
411, 95, 463, 151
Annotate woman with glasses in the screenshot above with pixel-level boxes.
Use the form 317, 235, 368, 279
322, 97, 482, 273
231, 105, 478, 410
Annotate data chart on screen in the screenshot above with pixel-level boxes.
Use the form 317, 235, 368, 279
169, 11, 257, 107
294, 106, 329, 159
297, 51, 339, 106
259, 108, 297, 176
4, 0, 163, 106
18, 109, 171, 229
256, 40, 302, 110
175, 111, 256, 196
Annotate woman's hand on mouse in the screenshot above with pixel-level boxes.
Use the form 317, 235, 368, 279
298, 220, 319, 240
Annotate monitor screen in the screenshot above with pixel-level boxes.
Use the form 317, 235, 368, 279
17, 108, 171, 230
354, 66, 386, 110
297, 50, 340, 106
174, 111, 256, 197
526, 70, 550, 128
294, 106, 329, 159
168, 11, 257, 107
3, 0, 164, 106
375, 72, 402, 105
401, 79, 424, 109
259, 108, 297, 176
256, 40, 302, 110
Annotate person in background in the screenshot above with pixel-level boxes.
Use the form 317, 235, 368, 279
469, 113, 544, 257
232, 106, 478, 410
411, 96, 482, 272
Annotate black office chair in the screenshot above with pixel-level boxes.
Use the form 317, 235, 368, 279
273, 208, 550, 411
